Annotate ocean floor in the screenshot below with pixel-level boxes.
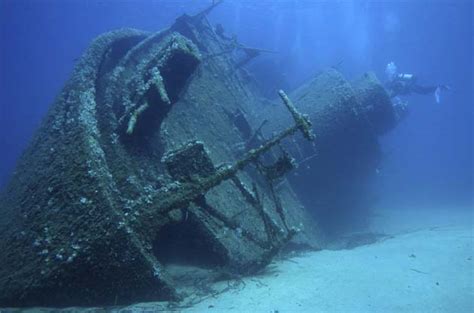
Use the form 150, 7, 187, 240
7, 207, 473, 313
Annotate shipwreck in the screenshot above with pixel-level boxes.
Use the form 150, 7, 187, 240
0, 3, 402, 307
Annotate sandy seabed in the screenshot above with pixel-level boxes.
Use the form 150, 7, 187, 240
6, 207, 473, 313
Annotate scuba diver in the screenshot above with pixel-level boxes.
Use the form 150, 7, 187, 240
385, 62, 450, 103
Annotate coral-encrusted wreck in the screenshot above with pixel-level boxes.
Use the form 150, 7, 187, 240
0, 4, 400, 308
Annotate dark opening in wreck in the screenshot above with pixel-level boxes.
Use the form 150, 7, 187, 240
152, 209, 227, 268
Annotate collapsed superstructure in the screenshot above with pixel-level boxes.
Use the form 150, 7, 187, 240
0, 3, 401, 307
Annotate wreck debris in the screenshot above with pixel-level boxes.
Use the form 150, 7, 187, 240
206, 42, 277, 67
153, 89, 314, 217
113, 32, 201, 136
163, 141, 216, 182
235, 45, 277, 68
126, 102, 150, 134
278, 89, 315, 141
258, 150, 296, 181
0, 13, 320, 304
192, 0, 224, 22
257, 69, 396, 236
0, 4, 399, 308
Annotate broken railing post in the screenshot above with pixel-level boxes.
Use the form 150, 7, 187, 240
278, 89, 315, 141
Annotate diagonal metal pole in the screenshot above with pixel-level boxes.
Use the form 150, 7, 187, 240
147, 90, 315, 214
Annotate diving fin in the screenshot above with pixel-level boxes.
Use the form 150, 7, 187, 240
435, 86, 441, 104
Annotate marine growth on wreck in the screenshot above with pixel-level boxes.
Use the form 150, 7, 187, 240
0, 2, 403, 308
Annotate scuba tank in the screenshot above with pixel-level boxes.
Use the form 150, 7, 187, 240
398, 73, 415, 81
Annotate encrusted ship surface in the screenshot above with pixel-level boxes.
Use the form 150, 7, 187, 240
0, 6, 398, 307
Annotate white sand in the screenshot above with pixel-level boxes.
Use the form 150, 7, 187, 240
12, 207, 474, 313
124, 207, 473, 313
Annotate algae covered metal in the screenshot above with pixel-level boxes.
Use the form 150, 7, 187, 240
254, 69, 399, 234
0, 6, 399, 308
0, 13, 319, 306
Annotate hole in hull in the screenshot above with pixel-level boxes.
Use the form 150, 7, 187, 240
152, 213, 225, 268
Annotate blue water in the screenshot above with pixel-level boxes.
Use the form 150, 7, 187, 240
1, 0, 471, 208
0, 0, 472, 309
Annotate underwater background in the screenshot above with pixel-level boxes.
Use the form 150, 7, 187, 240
0, 0, 472, 311
1, 0, 471, 209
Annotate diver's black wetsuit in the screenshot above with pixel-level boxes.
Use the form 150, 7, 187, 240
386, 74, 446, 98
